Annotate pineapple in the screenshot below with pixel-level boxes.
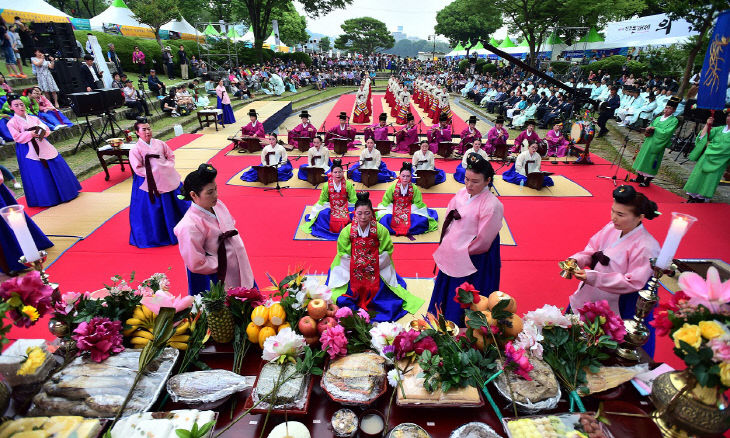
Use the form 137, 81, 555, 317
202, 281, 235, 344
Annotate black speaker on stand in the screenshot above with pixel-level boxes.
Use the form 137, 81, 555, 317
97, 88, 125, 140
68, 91, 105, 152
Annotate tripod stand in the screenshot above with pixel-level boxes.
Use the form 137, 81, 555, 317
597, 127, 638, 186
98, 110, 124, 139
137, 78, 161, 116
74, 114, 104, 153
262, 160, 290, 196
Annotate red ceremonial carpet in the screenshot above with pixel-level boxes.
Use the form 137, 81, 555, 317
7, 129, 730, 372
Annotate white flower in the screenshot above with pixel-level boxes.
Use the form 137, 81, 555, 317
262, 327, 307, 362
514, 320, 544, 360
370, 322, 405, 354
301, 277, 332, 303
524, 304, 572, 329
387, 368, 402, 387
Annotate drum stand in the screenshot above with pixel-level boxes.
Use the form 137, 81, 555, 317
597, 131, 631, 186
262, 161, 290, 197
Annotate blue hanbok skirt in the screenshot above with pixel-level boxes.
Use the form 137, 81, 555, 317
379, 209, 438, 236
129, 174, 190, 248
502, 164, 554, 187
216, 98, 236, 125
297, 161, 332, 181
240, 160, 294, 182
349, 162, 396, 183
454, 163, 466, 184
37, 111, 73, 131
0, 184, 53, 273
327, 272, 409, 322
428, 235, 501, 324
305, 207, 354, 240
15, 143, 81, 207
187, 269, 258, 296
0, 118, 13, 142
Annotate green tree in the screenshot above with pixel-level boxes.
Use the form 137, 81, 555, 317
240, 0, 352, 62
271, 2, 308, 46
319, 36, 332, 52
128, 0, 180, 49
334, 17, 395, 54
497, 0, 643, 66
659, 0, 728, 96
434, 0, 502, 56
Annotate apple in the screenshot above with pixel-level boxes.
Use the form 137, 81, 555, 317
326, 303, 339, 318
297, 316, 318, 337
487, 291, 517, 313
317, 316, 337, 334
304, 335, 320, 346
307, 298, 328, 320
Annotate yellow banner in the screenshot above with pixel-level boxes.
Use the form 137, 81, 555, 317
1, 9, 69, 24
119, 25, 156, 39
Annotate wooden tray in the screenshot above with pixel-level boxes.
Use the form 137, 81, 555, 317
242, 362, 313, 416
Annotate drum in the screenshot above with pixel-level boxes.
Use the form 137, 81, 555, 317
570, 121, 595, 145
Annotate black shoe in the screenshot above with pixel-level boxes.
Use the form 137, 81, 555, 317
639, 177, 653, 187
629, 175, 645, 183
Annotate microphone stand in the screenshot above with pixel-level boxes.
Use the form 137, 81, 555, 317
597, 125, 641, 186
262, 158, 290, 196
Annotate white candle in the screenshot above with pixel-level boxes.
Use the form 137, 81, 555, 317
360, 414, 384, 435
655, 213, 697, 270
0, 206, 40, 263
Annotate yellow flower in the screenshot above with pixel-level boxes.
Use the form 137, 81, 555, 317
672, 323, 702, 349
21, 305, 39, 322
720, 362, 730, 387
17, 347, 46, 376
699, 321, 726, 340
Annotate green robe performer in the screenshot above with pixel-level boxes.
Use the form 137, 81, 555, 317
684, 111, 730, 203
631, 96, 680, 187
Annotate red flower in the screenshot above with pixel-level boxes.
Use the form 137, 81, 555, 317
650, 309, 674, 337
72, 317, 125, 363
227, 287, 263, 305
414, 336, 438, 355
453, 282, 480, 309
392, 329, 419, 360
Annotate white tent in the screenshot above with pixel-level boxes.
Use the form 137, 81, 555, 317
90, 0, 150, 30
236, 29, 255, 44
161, 17, 197, 36
0, 0, 69, 23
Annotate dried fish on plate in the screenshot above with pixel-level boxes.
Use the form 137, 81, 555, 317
321, 352, 386, 404
167, 370, 255, 409
253, 362, 307, 409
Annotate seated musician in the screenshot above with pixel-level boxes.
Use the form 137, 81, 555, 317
325, 111, 357, 150
239, 133, 293, 182
394, 113, 418, 153
459, 115, 481, 154
427, 113, 452, 153
545, 120, 570, 158
485, 116, 509, 155
327, 192, 423, 322
297, 135, 331, 181
242, 109, 265, 138
502, 141, 554, 187
349, 138, 396, 184
301, 159, 356, 240
454, 139, 488, 184
364, 113, 390, 142
512, 119, 541, 154
412, 140, 446, 185
287, 110, 317, 149
377, 162, 438, 236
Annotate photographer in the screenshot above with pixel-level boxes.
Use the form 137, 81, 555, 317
31, 49, 59, 107
122, 79, 151, 118
147, 69, 166, 97
161, 88, 179, 117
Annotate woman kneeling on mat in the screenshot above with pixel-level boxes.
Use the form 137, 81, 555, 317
563, 185, 660, 356
301, 159, 356, 240
326, 192, 423, 322
349, 138, 396, 184
454, 139, 489, 184
376, 162, 438, 236
7, 95, 81, 207
129, 120, 190, 248
174, 164, 255, 295
502, 140, 554, 187
240, 134, 293, 182
297, 136, 331, 181
429, 153, 503, 324
412, 140, 446, 185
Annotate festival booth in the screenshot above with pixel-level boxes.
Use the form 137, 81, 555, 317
237, 29, 256, 47
445, 42, 466, 59
202, 24, 221, 42
0, 0, 70, 24
161, 17, 202, 41
89, 0, 155, 38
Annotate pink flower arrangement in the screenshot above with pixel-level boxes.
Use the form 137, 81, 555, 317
678, 267, 730, 313
708, 338, 730, 362
320, 324, 348, 358
0, 271, 53, 327
54, 291, 82, 316
414, 336, 438, 355
453, 282, 480, 309
141, 290, 194, 315
85, 289, 110, 300
577, 300, 626, 342
651, 291, 689, 336
334, 306, 353, 319
392, 329, 423, 360
357, 308, 370, 323
227, 287, 263, 305
504, 341, 533, 380
72, 317, 124, 362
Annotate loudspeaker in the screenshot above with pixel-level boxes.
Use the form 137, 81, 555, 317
52, 59, 85, 94
32, 22, 81, 59
98, 88, 124, 110
68, 92, 105, 117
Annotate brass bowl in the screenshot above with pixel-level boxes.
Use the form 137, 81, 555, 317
107, 138, 124, 149
409, 319, 459, 337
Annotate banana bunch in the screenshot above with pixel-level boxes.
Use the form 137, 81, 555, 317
125, 305, 191, 350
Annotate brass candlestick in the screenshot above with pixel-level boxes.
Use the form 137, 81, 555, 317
19, 250, 57, 290
617, 259, 675, 361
